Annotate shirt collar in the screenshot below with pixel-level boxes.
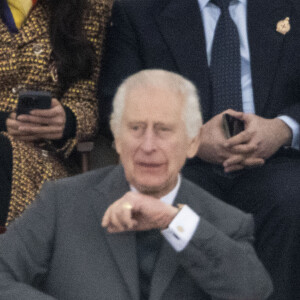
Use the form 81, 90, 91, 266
198, 0, 246, 11
198, 0, 211, 11
130, 175, 181, 206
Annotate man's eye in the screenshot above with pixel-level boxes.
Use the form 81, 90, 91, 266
159, 127, 170, 132
130, 124, 144, 132
131, 125, 140, 131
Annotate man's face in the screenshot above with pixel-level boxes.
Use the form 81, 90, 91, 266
115, 85, 200, 198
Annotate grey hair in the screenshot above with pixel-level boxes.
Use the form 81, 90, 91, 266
110, 69, 203, 139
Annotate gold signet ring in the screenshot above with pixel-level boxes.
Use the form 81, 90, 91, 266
122, 203, 133, 210
276, 17, 291, 35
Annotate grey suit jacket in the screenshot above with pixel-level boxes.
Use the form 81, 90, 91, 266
0, 165, 272, 299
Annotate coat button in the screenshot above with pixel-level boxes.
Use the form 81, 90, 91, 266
41, 150, 49, 158
33, 43, 43, 56
11, 84, 25, 94
12, 87, 18, 94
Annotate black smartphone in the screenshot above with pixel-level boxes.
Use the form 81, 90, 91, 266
222, 113, 244, 138
16, 90, 51, 116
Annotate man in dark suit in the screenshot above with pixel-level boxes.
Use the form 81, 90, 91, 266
97, 1, 300, 299
0, 70, 272, 299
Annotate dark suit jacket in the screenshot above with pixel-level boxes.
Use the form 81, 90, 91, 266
98, 0, 300, 145
0, 166, 272, 299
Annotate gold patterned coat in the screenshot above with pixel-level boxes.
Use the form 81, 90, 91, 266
0, 0, 113, 224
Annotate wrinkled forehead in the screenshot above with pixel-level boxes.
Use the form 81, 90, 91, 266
123, 85, 185, 122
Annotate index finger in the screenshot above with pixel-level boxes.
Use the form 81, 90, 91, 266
18, 124, 61, 133
224, 109, 244, 120
29, 106, 59, 118
102, 205, 113, 228
8, 112, 17, 120
224, 130, 252, 148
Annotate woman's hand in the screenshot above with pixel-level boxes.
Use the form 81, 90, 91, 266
6, 99, 66, 141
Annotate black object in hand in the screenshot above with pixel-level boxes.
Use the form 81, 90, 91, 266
222, 113, 244, 138
16, 90, 51, 116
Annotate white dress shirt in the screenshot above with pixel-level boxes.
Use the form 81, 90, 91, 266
131, 176, 200, 252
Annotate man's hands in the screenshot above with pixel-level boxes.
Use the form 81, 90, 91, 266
102, 192, 179, 233
197, 110, 251, 165
197, 109, 260, 171
197, 110, 292, 172
6, 99, 66, 141
223, 114, 292, 172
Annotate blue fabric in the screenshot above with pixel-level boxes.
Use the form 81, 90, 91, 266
0, 0, 18, 33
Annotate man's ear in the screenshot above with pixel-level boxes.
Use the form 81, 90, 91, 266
186, 129, 201, 159
114, 137, 122, 155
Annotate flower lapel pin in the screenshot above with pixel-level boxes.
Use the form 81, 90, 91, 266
276, 17, 291, 35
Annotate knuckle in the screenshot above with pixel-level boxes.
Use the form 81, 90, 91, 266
247, 130, 255, 137
252, 141, 259, 149
243, 144, 253, 152
216, 149, 223, 159
241, 131, 250, 139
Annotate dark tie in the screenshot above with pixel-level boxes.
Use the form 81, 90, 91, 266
136, 229, 162, 300
210, 0, 243, 116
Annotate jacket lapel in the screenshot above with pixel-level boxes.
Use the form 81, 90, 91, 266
0, 2, 49, 46
247, 0, 292, 114
0, 1, 48, 44
154, 0, 212, 122
104, 231, 139, 300
149, 241, 178, 300
90, 166, 139, 300
0, 20, 12, 44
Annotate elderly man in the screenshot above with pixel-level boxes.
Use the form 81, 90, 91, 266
0, 70, 272, 300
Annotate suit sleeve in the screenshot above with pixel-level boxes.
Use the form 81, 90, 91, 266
273, 1, 300, 146
98, 0, 144, 137
176, 210, 273, 300
0, 182, 58, 299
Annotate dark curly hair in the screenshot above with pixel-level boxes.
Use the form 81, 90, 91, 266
0, 0, 95, 90
48, 0, 96, 90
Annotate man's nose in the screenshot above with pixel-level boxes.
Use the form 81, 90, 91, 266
140, 129, 157, 152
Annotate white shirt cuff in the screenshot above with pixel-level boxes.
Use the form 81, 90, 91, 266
161, 205, 200, 252
277, 116, 300, 149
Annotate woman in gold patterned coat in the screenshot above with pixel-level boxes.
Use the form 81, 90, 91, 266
0, 0, 112, 228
